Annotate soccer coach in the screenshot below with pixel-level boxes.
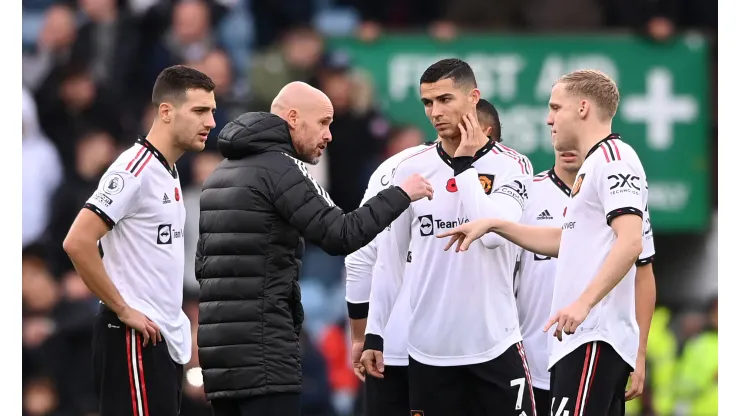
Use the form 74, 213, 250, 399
195, 81, 433, 415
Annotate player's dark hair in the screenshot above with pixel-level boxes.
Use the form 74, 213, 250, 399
476, 99, 503, 143
419, 58, 477, 91
151, 65, 216, 106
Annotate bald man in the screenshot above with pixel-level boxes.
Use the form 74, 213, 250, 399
196, 82, 433, 415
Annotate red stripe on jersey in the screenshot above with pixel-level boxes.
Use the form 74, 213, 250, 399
610, 140, 622, 160
397, 145, 436, 166
126, 146, 146, 171
135, 153, 154, 177
533, 176, 548, 182
600, 145, 610, 163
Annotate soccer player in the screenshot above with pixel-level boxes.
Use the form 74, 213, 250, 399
514, 149, 656, 416
360, 59, 536, 416
345, 99, 503, 416
438, 69, 649, 415
63, 65, 217, 416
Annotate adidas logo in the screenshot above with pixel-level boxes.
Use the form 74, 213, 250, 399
162, 194, 171, 204
536, 209, 553, 220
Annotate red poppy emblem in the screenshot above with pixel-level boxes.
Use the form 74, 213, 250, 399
175, 187, 180, 201
446, 178, 458, 192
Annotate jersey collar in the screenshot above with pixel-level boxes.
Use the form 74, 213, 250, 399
435, 138, 495, 168
548, 168, 571, 197
585, 133, 622, 160
136, 136, 178, 179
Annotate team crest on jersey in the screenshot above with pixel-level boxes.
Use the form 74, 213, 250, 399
478, 174, 495, 195
571, 173, 586, 197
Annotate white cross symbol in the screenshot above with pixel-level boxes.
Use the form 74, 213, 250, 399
621, 67, 698, 150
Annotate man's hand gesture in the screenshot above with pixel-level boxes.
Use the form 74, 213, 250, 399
360, 349, 385, 379
455, 112, 489, 157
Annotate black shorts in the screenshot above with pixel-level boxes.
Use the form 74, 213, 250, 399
92, 305, 184, 416
364, 365, 410, 416
211, 393, 301, 416
408, 342, 536, 416
534, 387, 551, 416
550, 341, 631, 416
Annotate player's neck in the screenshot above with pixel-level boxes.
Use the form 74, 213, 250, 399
578, 125, 613, 156
553, 164, 577, 188
439, 136, 461, 157
146, 125, 184, 169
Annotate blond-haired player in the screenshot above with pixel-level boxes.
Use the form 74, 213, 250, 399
438, 70, 650, 416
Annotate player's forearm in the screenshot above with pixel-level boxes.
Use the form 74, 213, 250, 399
63, 239, 128, 315
350, 318, 368, 343
456, 169, 522, 249
489, 220, 561, 258
578, 234, 643, 308
635, 264, 656, 355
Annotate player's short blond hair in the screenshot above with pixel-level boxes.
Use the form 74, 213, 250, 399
557, 69, 620, 119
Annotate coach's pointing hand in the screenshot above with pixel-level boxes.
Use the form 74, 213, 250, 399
400, 174, 434, 201
360, 349, 385, 379
544, 299, 591, 341
118, 306, 162, 346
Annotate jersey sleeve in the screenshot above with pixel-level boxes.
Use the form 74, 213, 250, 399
84, 169, 142, 228
637, 202, 655, 266
344, 168, 387, 317
364, 166, 414, 352
595, 152, 645, 225
454, 156, 533, 249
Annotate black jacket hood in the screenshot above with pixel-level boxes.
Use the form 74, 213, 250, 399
217, 112, 296, 159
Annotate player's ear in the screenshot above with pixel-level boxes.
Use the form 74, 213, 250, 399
159, 103, 173, 123
468, 88, 481, 106
579, 100, 589, 120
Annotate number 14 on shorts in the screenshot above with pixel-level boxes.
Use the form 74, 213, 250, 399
551, 397, 570, 416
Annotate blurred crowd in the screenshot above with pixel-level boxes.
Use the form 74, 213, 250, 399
21, 0, 717, 415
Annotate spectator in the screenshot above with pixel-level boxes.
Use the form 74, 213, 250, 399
22, 4, 77, 91
34, 63, 124, 168
47, 129, 117, 275
22, 88, 63, 250
23, 376, 63, 416
316, 51, 390, 213
384, 125, 425, 160
248, 26, 325, 111
71, 0, 141, 104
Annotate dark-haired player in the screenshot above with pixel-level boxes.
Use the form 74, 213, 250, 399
361, 58, 536, 415
63, 65, 217, 416
346, 98, 505, 416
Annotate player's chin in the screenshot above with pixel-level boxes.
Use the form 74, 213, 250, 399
187, 140, 207, 152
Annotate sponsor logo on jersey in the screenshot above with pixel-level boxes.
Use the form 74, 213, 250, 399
163, 193, 171, 204
157, 224, 183, 244
478, 174, 495, 195
571, 173, 586, 197
562, 221, 576, 230
608, 173, 641, 196
93, 191, 113, 207
536, 209, 553, 220
417, 215, 469, 236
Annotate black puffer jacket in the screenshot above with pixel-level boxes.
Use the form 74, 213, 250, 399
195, 112, 411, 400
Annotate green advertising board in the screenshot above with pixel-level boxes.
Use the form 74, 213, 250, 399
328, 34, 710, 232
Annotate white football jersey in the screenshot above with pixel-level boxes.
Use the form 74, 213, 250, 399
84, 137, 191, 364
344, 142, 432, 366
367, 141, 533, 367
548, 134, 648, 371
515, 168, 656, 389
